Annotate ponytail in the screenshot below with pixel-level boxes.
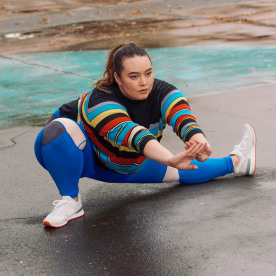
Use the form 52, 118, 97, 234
93, 42, 151, 93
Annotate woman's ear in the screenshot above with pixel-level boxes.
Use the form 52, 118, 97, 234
114, 73, 121, 85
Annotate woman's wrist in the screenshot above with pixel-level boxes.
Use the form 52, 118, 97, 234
189, 133, 207, 143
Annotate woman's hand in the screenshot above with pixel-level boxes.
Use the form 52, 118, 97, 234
168, 141, 208, 170
188, 133, 212, 162
185, 141, 212, 162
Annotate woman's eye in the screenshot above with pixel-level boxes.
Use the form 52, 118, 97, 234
146, 72, 152, 76
130, 75, 138, 79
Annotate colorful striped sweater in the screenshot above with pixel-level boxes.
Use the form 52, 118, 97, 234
59, 79, 204, 174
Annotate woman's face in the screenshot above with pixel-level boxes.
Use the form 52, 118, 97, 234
114, 55, 154, 101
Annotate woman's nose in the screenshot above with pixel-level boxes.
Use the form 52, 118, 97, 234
140, 76, 147, 86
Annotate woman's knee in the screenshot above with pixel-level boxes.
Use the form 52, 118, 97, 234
34, 121, 66, 168
52, 118, 87, 150
34, 118, 87, 168
41, 118, 86, 149
42, 120, 66, 146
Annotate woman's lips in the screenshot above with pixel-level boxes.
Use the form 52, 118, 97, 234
139, 89, 148, 93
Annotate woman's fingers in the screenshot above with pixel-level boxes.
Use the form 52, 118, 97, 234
186, 141, 207, 155
185, 141, 193, 149
185, 140, 207, 151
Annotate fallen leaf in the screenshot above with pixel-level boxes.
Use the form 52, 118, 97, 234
131, 10, 144, 15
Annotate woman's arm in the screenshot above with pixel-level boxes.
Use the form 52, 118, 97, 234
159, 87, 207, 150
143, 139, 208, 170
158, 84, 211, 161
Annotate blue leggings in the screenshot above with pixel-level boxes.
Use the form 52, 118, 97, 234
34, 119, 234, 198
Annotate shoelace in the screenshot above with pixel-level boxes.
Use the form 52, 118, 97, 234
242, 129, 249, 141
232, 128, 250, 162
235, 129, 249, 151
234, 140, 247, 151
52, 199, 72, 214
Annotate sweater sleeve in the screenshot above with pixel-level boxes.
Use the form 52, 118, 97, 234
80, 92, 156, 154
59, 99, 79, 121
160, 88, 204, 142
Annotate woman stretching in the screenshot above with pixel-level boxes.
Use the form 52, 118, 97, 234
34, 43, 256, 228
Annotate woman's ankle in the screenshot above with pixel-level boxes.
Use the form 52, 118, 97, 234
230, 155, 240, 170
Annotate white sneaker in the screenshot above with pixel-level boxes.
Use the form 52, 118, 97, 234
43, 194, 84, 228
230, 123, 256, 176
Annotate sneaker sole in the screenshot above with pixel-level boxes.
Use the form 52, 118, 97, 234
246, 123, 257, 176
43, 209, 85, 228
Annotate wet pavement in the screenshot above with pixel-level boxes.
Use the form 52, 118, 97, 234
1, 84, 276, 275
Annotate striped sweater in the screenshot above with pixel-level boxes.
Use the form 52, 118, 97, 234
72, 78, 204, 174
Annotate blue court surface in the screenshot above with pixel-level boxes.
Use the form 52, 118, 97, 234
1, 46, 275, 130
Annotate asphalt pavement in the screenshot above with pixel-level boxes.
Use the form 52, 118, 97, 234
1, 84, 276, 275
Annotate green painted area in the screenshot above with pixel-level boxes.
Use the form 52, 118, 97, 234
0, 46, 275, 130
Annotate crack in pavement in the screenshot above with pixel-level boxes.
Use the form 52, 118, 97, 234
0, 130, 31, 150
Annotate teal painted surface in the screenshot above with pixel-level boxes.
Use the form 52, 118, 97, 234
0, 46, 275, 129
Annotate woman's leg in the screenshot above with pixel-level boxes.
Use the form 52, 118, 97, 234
178, 157, 234, 184
35, 118, 98, 227
90, 157, 233, 184
86, 157, 168, 184
34, 118, 88, 198
86, 154, 233, 184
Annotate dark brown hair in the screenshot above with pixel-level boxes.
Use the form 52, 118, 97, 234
93, 43, 151, 93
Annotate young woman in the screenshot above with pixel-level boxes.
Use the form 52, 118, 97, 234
34, 43, 256, 228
